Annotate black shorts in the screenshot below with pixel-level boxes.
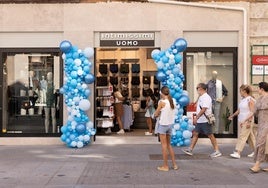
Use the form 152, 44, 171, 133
194, 122, 213, 135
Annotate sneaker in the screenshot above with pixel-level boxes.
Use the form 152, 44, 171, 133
145, 132, 153, 136
210, 150, 222, 158
230, 152, 240, 159
182, 148, 193, 156
105, 128, 112, 134
117, 129, 125, 134
247, 152, 254, 158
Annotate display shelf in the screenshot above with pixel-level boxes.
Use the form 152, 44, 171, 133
95, 86, 114, 128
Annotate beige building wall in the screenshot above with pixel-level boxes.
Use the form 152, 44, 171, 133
0, 2, 249, 123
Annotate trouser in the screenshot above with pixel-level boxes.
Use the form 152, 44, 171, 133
45, 107, 56, 133
235, 121, 256, 152
213, 102, 221, 133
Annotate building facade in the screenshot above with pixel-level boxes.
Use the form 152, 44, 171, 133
0, 0, 267, 138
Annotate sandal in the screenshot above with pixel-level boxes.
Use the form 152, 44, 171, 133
262, 168, 268, 172
157, 166, 169, 172
250, 167, 260, 173
172, 165, 179, 170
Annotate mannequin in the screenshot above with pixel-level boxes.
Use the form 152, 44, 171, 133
38, 76, 47, 114
207, 70, 228, 134
28, 70, 39, 91
44, 72, 59, 133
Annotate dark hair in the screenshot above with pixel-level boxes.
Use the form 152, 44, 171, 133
240, 84, 252, 95
161, 86, 175, 109
197, 83, 207, 90
259, 82, 268, 92
112, 85, 118, 92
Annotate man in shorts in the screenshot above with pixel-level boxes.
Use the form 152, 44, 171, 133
182, 83, 222, 158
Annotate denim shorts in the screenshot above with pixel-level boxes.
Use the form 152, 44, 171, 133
194, 122, 212, 135
157, 124, 173, 135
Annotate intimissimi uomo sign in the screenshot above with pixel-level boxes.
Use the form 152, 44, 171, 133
100, 32, 155, 47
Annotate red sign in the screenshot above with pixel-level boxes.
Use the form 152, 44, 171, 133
252, 55, 268, 65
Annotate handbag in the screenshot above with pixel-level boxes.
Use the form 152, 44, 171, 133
254, 114, 258, 124
200, 105, 215, 125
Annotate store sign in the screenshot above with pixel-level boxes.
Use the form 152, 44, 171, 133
252, 65, 264, 75
252, 55, 268, 65
100, 32, 155, 47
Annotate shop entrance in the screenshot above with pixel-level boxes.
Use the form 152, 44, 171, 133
95, 47, 160, 135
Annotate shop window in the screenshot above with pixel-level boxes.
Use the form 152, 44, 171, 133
184, 47, 238, 137
0, 49, 62, 135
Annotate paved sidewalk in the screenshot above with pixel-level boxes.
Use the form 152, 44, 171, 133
0, 136, 267, 188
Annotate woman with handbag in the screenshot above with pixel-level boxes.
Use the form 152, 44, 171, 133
250, 82, 268, 173
228, 84, 256, 159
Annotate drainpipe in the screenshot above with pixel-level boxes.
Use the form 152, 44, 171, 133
148, 0, 248, 84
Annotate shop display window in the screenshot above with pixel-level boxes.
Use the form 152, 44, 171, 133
184, 47, 238, 136
0, 49, 62, 135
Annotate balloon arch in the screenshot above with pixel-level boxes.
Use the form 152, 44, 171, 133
59, 40, 96, 148
58, 38, 193, 148
152, 38, 194, 147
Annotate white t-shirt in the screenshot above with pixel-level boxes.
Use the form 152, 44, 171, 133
196, 93, 212, 123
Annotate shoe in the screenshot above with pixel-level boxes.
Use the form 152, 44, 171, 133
250, 166, 260, 173
262, 168, 268, 172
157, 166, 169, 172
105, 128, 112, 134
172, 165, 179, 170
117, 129, 125, 134
210, 151, 222, 158
247, 152, 254, 158
230, 152, 240, 159
182, 148, 193, 156
145, 132, 153, 136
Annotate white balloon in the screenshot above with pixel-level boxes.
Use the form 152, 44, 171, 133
86, 121, 94, 129
79, 99, 91, 111
83, 47, 94, 58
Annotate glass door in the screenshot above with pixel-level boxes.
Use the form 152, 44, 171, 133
183, 47, 238, 137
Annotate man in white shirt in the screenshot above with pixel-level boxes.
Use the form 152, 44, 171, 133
182, 83, 222, 158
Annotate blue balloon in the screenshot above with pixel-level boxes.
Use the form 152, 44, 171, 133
173, 38, 187, 52
84, 73, 95, 84
156, 71, 166, 82
178, 94, 190, 107
60, 40, 72, 53
76, 124, 86, 134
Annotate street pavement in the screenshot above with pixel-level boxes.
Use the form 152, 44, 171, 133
0, 135, 267, 188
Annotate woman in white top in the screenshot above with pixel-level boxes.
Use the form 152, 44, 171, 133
229, 84, 256, 159
154, 86, 178, 171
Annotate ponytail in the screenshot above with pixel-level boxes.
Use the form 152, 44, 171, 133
161, 86, 174, 109
168, 95, 175, 109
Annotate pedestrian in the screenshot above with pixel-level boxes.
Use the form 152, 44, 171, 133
144, 88, 156, 136
154, 86, 178, 171
250, 82, 268, 173
182, 83, 222, 158
229, 84, 256, 159
113, 85, 126, 134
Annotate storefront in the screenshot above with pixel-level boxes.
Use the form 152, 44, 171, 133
0, 2, 246, 138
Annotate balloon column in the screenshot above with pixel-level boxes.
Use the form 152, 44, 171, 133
59, 40, 96, 148
151, 38, 195, 147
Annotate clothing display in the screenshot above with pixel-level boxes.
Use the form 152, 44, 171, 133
122, 104, 133, 130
